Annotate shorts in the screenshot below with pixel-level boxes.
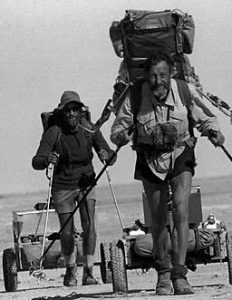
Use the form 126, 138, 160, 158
52, 187, 96, 214
169, 144, 196, 178
135, 145, 196, 184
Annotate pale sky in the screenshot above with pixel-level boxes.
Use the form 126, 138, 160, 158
1, 0, 232, 194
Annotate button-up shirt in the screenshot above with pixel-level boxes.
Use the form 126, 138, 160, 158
111, 79, 221, 180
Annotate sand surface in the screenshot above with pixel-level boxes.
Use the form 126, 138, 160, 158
1, 176, 232, 299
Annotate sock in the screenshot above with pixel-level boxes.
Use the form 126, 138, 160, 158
64, 248, 77, 267
83, 254, 94, 269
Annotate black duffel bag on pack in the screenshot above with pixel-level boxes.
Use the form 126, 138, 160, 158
110, 9, 195, 82
110, 9, 195, 57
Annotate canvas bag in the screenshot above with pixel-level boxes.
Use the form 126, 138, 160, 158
110, 9, 195, 82
110, 9, 195, 58
134, 229, 215, 257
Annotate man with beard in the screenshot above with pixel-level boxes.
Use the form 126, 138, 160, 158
110, 52, 225, 295
32, 91, 116, 287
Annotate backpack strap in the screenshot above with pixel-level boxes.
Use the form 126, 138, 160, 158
130, 81, 144, 117
129, 81, 144, 149
176, 79, 192, 107
51, 126, 62, 154
131, 79, 192, 113
176, 79, 195, 138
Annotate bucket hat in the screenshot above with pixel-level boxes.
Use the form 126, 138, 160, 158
57, 91, 84, 110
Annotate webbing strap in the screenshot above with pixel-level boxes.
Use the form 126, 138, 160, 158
176, 80, 195, 138
176, 79, 192, 107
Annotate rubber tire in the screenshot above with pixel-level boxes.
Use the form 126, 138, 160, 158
226, 231, 232, 284
110, 240, 128, 294
100, 241, 112, 284
3, 248, 18, 292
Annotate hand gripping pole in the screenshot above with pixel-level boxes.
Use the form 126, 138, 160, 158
29, 146, 121, 277
30, 163, 55, 281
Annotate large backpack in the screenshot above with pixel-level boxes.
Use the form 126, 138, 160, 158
110, 9, 195, 82
110, 9, 203, 117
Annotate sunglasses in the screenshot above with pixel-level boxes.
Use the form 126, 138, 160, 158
63, 105, 82, 113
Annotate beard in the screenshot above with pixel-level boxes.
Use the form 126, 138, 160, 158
151, 81, 170, 100
65, 115, 80, 129
67, 117, 78, 128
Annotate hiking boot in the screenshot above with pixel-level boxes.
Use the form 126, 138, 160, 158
171, 265, 194, 295
82, 266, 98, 285
155, 270, 173, 295
63, 265, 77, 287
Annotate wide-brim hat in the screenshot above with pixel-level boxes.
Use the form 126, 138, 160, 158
57, 91, 85, 110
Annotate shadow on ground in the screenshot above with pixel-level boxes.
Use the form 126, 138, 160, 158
30, 284, 226, 300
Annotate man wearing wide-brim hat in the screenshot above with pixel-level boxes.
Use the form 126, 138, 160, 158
32, 90, 117, 286
57, 91, 85, 110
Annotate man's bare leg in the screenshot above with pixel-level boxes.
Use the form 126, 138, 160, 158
142, 179, 172, 295
58, 213, 77, 286
169, 171, 194, 295
79, 198, 98, 285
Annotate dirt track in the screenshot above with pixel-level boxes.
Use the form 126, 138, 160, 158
0, 262, 232, 300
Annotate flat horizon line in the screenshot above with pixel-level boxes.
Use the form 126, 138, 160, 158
1, 173, 232, 198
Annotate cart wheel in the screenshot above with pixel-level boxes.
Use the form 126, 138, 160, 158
3, 248, 18, 292
100, 241, 112, 284
110, 240, 128, 294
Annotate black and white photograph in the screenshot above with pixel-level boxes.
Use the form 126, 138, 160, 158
1, 1, 232, 299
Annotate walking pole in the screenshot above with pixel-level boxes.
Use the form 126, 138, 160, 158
32, 163, 55, 281
40, 164, 54, 267
221, 145, 232, 163
105, 167, 124, 230
29, 147, 121, 279
78, 82, 132, 134
34, 205, 47, 239
197, 88, 232, 119
34, 160, 58, 238
196, 89, 232, 164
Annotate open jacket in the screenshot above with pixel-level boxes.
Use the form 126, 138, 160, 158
111, 79, 221, 180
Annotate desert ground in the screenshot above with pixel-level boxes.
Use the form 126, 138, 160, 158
0, 176, 232, 299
